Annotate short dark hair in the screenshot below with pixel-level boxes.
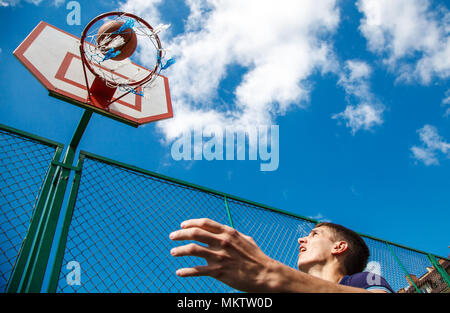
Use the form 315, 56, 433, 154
314, 222, 370, 275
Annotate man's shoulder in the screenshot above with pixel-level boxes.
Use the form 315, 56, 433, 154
340, 272, 395, 293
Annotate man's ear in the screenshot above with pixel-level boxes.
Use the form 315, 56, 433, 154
331, 241, 348, 256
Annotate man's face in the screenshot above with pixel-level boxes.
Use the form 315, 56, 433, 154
297, 226, 337, 271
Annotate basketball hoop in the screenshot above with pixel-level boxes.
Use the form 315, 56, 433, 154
79, 11, 172, 108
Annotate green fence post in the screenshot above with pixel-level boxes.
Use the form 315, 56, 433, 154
385, 242, 421, 293
46, 154, 86, 293
427, 254, 450, 290
6, 146, 64, 293
223, 196, 235, 229
10, 110, 92, 292
24, 110, 92, 292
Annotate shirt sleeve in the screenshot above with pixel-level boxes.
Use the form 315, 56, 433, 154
340, 272, 395, 293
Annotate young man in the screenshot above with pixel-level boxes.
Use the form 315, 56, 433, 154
169, 218, 394, 293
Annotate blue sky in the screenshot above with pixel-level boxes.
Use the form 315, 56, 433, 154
1, 0, 449, 259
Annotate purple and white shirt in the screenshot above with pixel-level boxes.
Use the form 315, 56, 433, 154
339, 272, 395, 293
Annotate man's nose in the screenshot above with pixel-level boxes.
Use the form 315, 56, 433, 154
298, 237, 307, 244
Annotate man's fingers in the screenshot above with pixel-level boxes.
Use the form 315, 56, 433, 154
176, 265, 221, 277
171, 243, 221, 260
170, 227, 220, 246
180, 218, 228, 234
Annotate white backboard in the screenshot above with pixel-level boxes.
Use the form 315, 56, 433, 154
14, 22, 173, 127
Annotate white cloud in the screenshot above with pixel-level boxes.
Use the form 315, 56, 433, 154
332, 60, 384, 134
0, 0, 19, 6
443, 90, 450, 117
0, 0, 43, 6
53, 0, 64, 7
443, 91, 450, 105
120, 0, 163, 24
120, 0, 341, 143
309, 213, 331, 223
333, 103, 383, 134
357, 0, 450, 84
339, 60, 372, 95
410, 146, 438, 166
411, 125, 450, 166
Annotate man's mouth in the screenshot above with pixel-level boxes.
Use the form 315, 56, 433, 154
299, 246, 307, 254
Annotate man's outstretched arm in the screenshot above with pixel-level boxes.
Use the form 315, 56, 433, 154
169, 218, 383, 293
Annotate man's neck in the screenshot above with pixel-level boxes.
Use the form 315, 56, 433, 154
305, 262, 345, 284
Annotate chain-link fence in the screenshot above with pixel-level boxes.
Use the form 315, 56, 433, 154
1, 124, 449, 293
0, 124, 63, 292
49, 152, 449, 293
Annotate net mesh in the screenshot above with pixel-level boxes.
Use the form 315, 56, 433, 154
0, 129, 58, 292
56, 158, 234, 292
1, 126, 449, 293
52, 154, 450, 293
81, 13, 172, 97
432, 258, 450, 293
362, 237, 411, 292
226, 199, 315, 269
388, 244, 437, 293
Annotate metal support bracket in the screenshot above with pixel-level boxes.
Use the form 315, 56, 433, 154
51, 160, 82, 173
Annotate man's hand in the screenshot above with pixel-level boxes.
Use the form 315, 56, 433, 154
169, 218, 277, 292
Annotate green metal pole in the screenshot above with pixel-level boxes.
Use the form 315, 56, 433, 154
13, 110, 92, 293
385, 242, 421, 293
47, 154, 85, 293
6, 146, 63, 293
224, 196, 235, 229
427, 254, 450, 289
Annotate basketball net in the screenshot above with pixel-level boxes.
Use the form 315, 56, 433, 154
80, 12, 175, 103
